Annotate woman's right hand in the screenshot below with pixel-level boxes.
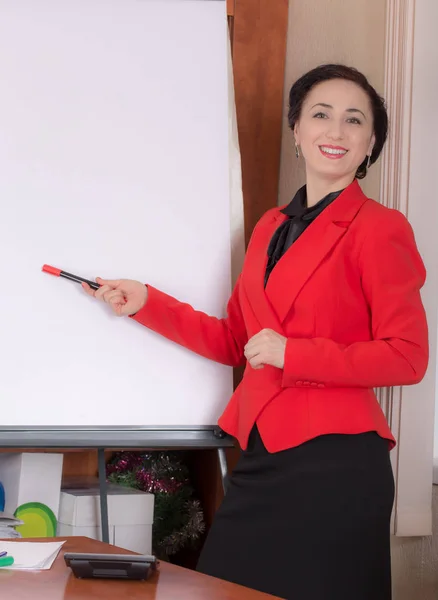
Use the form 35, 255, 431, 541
82, 277, 148, 317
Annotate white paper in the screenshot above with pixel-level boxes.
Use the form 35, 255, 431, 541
0, 540, 65, 570
0, 528, 21, 539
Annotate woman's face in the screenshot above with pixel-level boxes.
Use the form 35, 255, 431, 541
294, 78, 375, 183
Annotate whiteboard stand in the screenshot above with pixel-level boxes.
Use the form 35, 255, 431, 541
0, 427, 235, 544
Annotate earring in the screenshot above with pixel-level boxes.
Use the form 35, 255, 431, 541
295, 142, 300, 159
366, 154, 371, 169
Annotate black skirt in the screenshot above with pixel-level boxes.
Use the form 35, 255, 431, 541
197, 426, 394, 600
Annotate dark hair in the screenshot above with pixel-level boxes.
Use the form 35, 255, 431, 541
288, 64, 388, 179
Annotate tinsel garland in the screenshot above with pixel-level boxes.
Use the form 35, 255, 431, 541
106, 451, 205, 559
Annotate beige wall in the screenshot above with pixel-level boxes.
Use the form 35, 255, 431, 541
278, 0, 387, 205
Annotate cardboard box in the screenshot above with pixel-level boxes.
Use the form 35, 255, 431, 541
0, 453, 63, 538
57, 481, 154, 554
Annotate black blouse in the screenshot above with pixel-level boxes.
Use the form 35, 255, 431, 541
264, 186, 343, 286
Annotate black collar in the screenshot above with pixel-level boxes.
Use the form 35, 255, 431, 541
281, 186, 344, 221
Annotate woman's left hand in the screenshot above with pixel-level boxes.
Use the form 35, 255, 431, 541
244, 329, 287, 370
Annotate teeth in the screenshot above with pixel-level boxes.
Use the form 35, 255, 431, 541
320, 146, 347, 155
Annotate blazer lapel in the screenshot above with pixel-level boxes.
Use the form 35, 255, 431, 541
241, 210, 287, 334
265, 180, 369, 324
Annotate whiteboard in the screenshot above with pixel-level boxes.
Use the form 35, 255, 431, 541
0, 0, 233, 428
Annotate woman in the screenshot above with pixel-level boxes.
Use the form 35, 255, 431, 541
83, 65, 428, 599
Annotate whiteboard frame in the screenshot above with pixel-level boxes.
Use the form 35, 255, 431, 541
0, 426, 235, 448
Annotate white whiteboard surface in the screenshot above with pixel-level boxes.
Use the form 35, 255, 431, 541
0, 0, 233, 428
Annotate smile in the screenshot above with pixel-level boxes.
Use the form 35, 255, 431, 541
319, 146, 348, 159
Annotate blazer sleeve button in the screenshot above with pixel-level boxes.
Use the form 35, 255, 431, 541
317, 383, 325, 389
296, 381, 303, 387
310, 382, 318, 387
303, 381, 310, 386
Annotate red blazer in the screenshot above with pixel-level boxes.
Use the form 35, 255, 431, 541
132, 180, 429, 452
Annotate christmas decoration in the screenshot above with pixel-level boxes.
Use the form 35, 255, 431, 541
106, 451, 205, 559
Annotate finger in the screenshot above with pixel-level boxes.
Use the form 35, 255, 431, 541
81, 282, 96, 297
249, 355, 265, 369
244, 346, 259, 361
109, 297, 129, 317
104, 289, 126, 304
244, 338, 259, 353
94, 284, 114, 302
245, 329, 271, 349
246, 332, 262, 348
96, 277, 122, 287
245, 345, 261, 362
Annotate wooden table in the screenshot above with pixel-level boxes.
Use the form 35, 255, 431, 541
0, 537, 280, 599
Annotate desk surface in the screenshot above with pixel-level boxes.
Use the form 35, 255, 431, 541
0, 537, 279, 599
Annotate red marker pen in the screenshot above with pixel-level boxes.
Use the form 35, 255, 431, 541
42, 264, 100, 290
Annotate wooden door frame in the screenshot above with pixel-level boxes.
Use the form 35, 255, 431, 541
228, 0, 289, 244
